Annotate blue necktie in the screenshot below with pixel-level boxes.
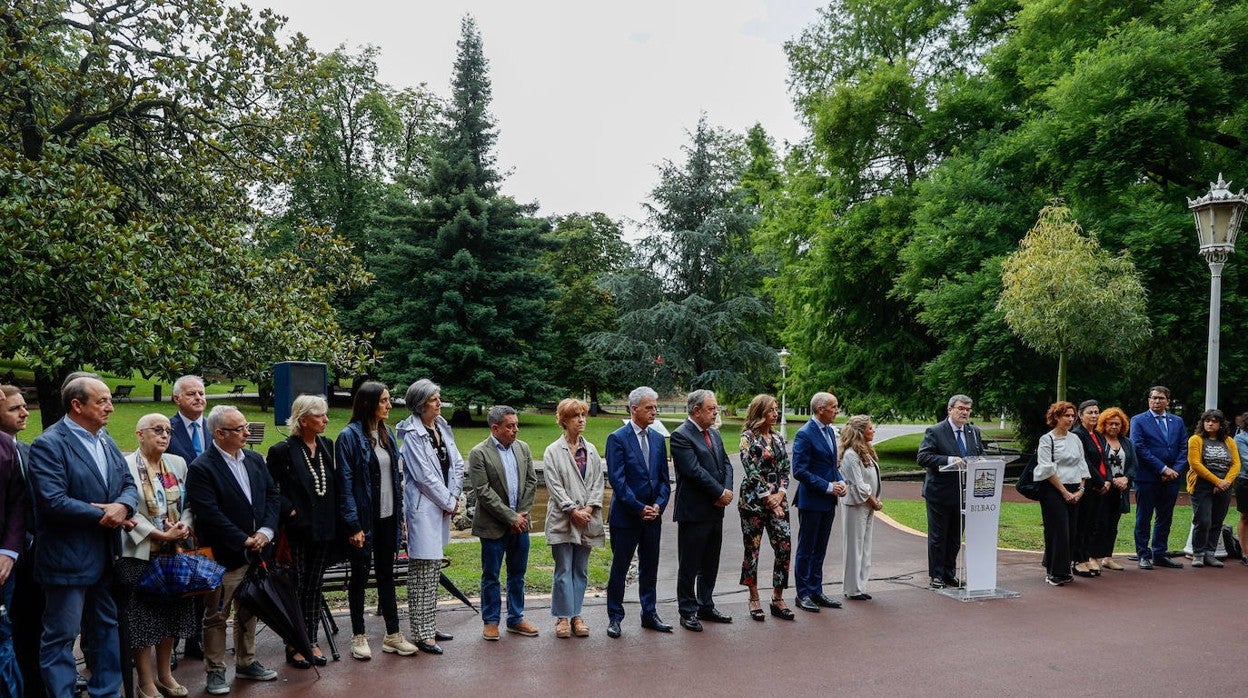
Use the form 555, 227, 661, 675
1156, 415, 1167, 437
956, 428, 967, 458
190, 421, 203, 456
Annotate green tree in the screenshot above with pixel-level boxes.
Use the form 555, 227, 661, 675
999, 203, 1152, 401
589, 116, 774, 397
540, 212, 630, 405
360, 15, 554, 416
0, 0, 374, 425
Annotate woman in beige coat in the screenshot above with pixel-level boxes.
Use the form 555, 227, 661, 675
542, 398, 605, 638
121, 413, 196, 698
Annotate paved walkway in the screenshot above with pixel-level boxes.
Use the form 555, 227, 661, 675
159, 448, 1243, 697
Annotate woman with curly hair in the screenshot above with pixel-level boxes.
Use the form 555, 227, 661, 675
839, 415, 883, 601
1034, 401, 1090, 586
737, 394, 793, 621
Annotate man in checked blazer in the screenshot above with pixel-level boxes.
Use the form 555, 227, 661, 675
1129, 385, 1188, 569
467, 405, 539, 640
670, 389, 734, 631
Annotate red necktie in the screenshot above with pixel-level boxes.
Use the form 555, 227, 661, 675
703, 430, 713, 449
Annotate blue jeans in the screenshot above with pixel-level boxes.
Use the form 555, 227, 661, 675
480, 531, 530, 626
550, 543, 591, 618
42, 581, 122, 698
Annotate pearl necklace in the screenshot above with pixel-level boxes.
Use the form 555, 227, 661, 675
300, 440, 328, 497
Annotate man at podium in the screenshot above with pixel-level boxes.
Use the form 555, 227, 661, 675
917, 395, 985, 589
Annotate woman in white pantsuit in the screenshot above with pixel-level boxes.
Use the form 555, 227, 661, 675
839, 416, 883, 600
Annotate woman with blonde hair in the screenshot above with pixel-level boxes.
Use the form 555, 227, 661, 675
839, 415, 883, 601
737, 394, 794, 621
266, 394, 337, 667
542, 398, 605, 638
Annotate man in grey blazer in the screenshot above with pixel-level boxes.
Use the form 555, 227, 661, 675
671, 390, 734, 631
468, 405, 539, 641
28, 376, 138, 698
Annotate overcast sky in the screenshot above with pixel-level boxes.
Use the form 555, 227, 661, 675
250, 0, 822, 232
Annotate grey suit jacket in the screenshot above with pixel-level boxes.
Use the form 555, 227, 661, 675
467, 437, 537, 540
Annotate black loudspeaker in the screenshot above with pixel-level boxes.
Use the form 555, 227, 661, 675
273, 361, 328, 425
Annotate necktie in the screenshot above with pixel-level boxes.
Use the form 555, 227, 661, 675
703, 430, 713, 449
1156, 415, 1167, 437
956, 428, 967, 458
639, 429, 650, 469
190, 421, 203, 456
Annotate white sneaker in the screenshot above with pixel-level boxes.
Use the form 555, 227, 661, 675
382, 632, 418, 656
351, 634, 371, 660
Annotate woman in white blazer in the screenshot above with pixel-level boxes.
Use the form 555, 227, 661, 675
120, 413, 196, 698
395, 379, 465, 655
839, 415, 883, 601
542, 398, 605, 638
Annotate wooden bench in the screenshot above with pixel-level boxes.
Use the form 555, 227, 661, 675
229, 384, 247, 397
113, 385, 135, 402
244, 422, 265, 448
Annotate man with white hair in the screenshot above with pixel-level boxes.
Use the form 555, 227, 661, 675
186, 405, 280, 695
167, 374, 209, 661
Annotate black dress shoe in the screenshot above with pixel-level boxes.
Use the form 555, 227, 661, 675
795, 596, 820, 612
679, 616, 703, 632
285, 647, 311, 670
435, 631, 454, 642
846, 593, 871, 601
607, 620, 622, 638
1154, 556, 1183, 569
813, 593, 842, 609
641, 614, 673, 633
930, 577, 946, 589
943, 576, 961, 587
417, 641, 443, 655
696, 608, 732, 624
310, 649, 328, 666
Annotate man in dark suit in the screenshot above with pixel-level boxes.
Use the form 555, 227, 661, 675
467, 405, 539, 641
168, 374, 208, 464
0, 384, 41, 698
1129, 385, 1187, 569
186, 405, 280, 695
167, 374, 208, 660
916, 394, 984, 589
791, 391, 847, 612
27, 376, 138, 698
671, 389, 734, 631
0, 388, 26, 695
604, 386, 672, 638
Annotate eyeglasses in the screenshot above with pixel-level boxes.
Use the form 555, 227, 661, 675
143, 427, 173, 436
218, 425, 248, 434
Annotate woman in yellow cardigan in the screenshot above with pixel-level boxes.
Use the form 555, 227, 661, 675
1187, 409, 1240, 567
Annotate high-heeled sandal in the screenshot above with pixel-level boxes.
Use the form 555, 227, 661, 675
769, 600, 796, 621
749, 597, 765, 621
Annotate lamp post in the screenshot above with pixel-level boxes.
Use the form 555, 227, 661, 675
1188, 174, 1248, 410
778, 347, 791, 442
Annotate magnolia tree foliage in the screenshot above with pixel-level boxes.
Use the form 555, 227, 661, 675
0, 1, 374, 424
998, 204, 1151, 401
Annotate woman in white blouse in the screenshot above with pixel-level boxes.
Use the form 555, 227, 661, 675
1034, 401, 1091, 586
838, 416, 883, 601
542, 398, 605, 638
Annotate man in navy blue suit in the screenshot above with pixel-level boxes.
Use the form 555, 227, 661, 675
604, 386, 671, 638
791, 392, 847, 612
671, 390, 734, 631
167, 374, 209, 660
917, 394, 984, 588
1129, 385, 1187, 569
28, 376, 138, 698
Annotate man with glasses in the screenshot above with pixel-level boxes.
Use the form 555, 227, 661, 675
27, 376, 137, 697
1129, 386, 1187, 569
186, 405, 280, 694
917, 394, 984, 589
791, 392, 847, 612
604, 386, 671, 638
671, 390, 734, 631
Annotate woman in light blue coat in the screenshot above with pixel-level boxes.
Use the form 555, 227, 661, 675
396, 379, 464, 655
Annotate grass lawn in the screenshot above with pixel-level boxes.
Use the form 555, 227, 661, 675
881, 498, 1197, 554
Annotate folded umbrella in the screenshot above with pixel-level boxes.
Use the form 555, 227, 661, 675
233, 558, 316, 676
439, 573, 479, 614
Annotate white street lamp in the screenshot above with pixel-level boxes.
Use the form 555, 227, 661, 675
778, 347, 791, 441
1188, 174, 1248, 410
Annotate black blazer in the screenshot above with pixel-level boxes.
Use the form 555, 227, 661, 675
670, 419, 734, 523
186, 445, 280, 570
916, 419, 985, 506
1072, 424, 1108, 489
267, 435, 338, 543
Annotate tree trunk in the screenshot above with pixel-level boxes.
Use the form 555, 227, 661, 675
34, 367, 70, 429
1056, 346, 1068, 403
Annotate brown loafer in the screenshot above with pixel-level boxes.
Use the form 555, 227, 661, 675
571, 616, 590, 637
506, 620, 540, 637
555, 618, 571, 639
482, 624, 500, 641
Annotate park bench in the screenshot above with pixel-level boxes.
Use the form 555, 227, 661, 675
113, 385, 135, 402
228, 383, 247, 397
